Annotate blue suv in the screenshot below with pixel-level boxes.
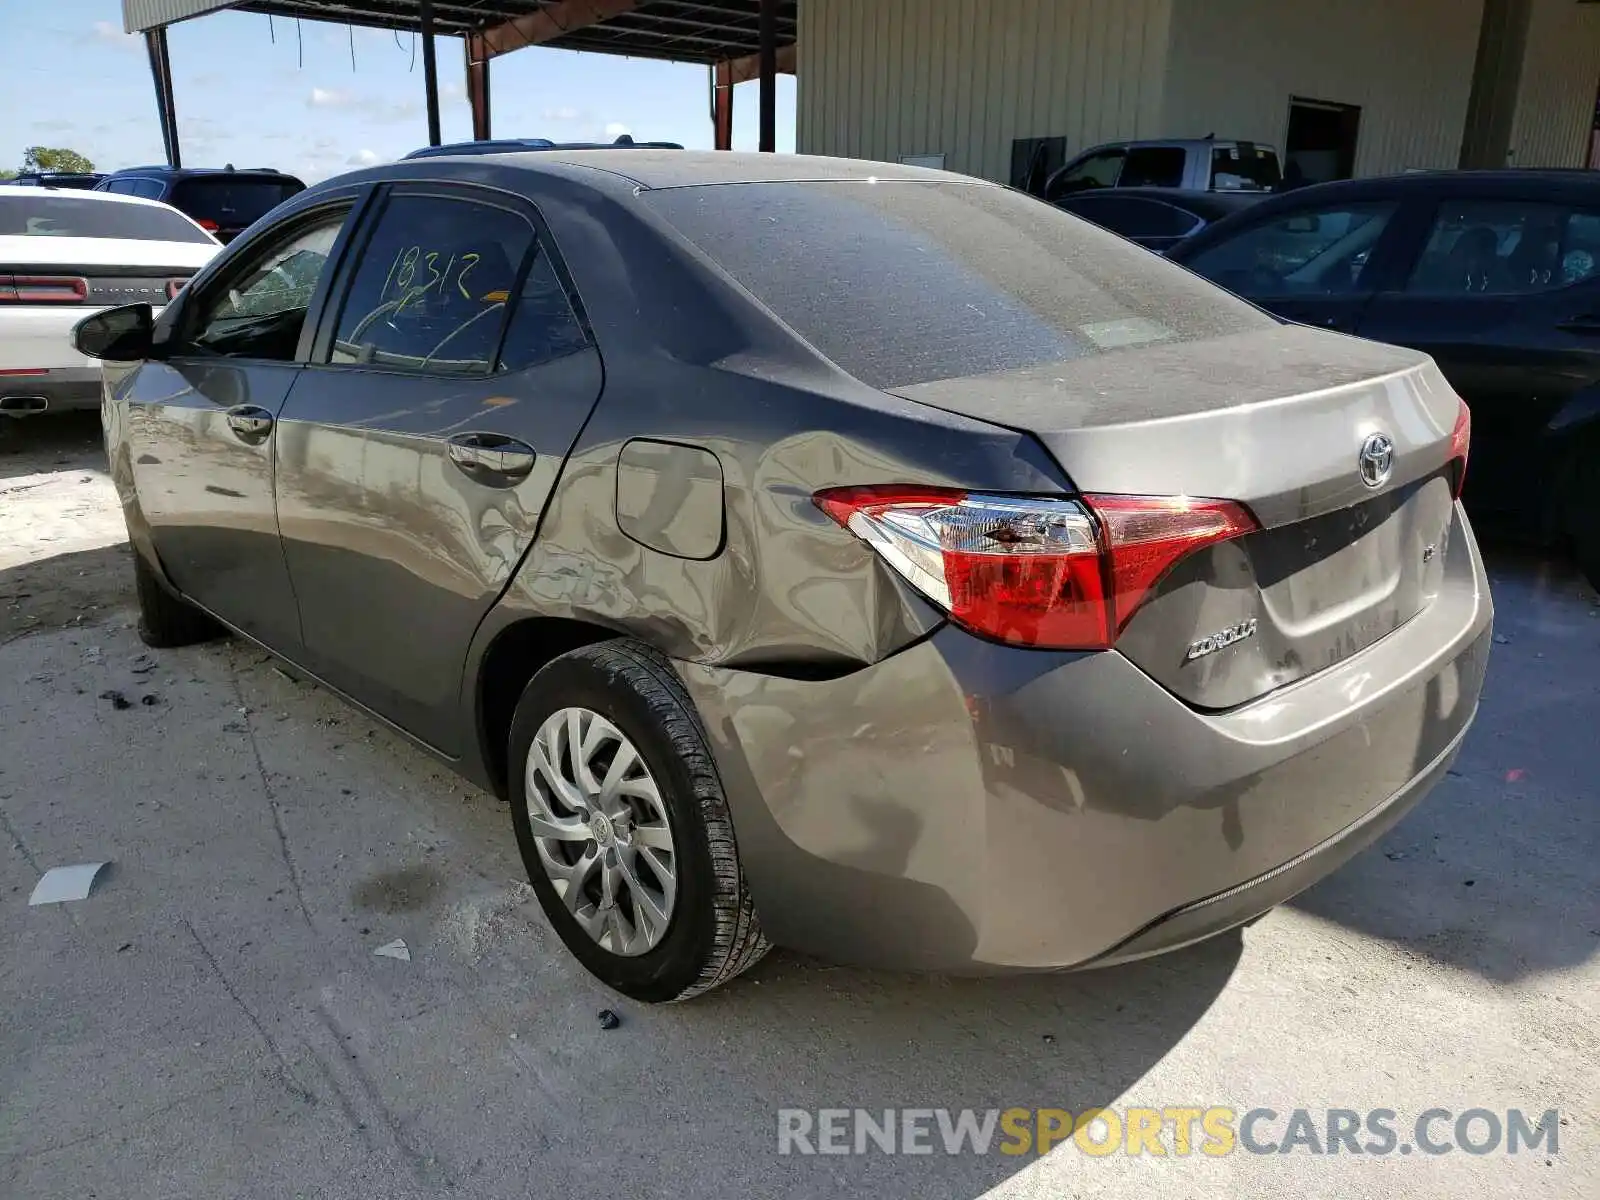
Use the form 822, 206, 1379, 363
95, 166, 305, 243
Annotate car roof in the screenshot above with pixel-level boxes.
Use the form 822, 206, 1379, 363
381, 149, 986, 191
101, 166, 302, 181
1057, 187, 1267, 217
403, 138, 684, 160
0, 183, 180, 208
1195, 168, 1600, 220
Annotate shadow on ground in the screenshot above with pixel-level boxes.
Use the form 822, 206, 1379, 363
1290, 542, 1600, 982
0, 412, 102, 482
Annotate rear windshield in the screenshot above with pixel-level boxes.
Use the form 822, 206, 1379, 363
1210, 145, 1282, 191
644, 180, 1272, 389
170, 177, 303, 227
0, 195, 213, 243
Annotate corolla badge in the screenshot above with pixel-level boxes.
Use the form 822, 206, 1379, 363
1185, 618, 1258, 663
1359, 432, 1395, 489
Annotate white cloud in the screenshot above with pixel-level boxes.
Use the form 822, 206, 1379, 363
307, 86, 418, 123
309, 87, 354, 108
440, 81, 466, 106
604, 122, 631, 139
543, 106, 583, 122
347, 148, 380, 165
91, 21, 140, 51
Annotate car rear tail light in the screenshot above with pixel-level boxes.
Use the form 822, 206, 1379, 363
0, 275, 88, 304
1448, 399, 1471, 499
196, 218, 221, 233
166, 277, 188, 300
814, 487, 1258, 650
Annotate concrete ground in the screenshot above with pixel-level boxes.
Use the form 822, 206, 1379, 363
1, 412, 1596, 1200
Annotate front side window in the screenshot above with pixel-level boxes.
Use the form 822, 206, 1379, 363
1049, 150, 1127, 198
1063, 196, 1201, 240
329, 193, 532, 376
1184, 201, 1397, 296
187, 210, 349, 360
1405, 200, 1600, 294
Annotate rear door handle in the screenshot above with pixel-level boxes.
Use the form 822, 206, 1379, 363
447, 431, 537, 485
225, 404, 274, 444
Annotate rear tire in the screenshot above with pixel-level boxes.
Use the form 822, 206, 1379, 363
508, 639, 768, 1002
133, 551, 223, 648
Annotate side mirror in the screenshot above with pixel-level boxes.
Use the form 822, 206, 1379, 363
72, 303, 154, 362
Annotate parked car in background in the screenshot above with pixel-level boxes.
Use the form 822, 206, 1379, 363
1054, 187, 1268, 253
403, 134, 683, 160
95, 166, 305, 244
1168, 168, 1600, 589
0, 185, 217, 428
10, 172, 107, 190
76, 150, 1487, 1001
1043, 138, 1282, 202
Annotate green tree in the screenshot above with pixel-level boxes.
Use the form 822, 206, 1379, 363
22, 147, 96, 174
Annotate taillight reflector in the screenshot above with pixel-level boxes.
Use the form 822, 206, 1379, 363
196, 218, 221, 232
167, 278, 187, 300
1449, 400, 1471, 499
0, 275, 88, 304
814, 487, 1258, 650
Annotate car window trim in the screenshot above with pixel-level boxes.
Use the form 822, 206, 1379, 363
165, 189, 373, 367
307, 180, 592, 380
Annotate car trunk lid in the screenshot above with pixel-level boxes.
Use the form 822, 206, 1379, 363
892, 323, 1466, 708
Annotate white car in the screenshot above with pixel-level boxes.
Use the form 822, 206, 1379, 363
1, 185, 218, 424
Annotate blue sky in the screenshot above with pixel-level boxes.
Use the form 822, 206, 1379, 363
0, 1, 796, 180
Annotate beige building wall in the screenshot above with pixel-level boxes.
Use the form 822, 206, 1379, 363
1160, 0, 1485, 176
797, 0, 1176, 180
1506, 0, 1600, 167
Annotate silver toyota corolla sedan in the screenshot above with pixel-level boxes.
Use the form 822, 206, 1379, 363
74, 151, 1491, 1002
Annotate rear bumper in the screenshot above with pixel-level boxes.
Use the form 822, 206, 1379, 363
678, 503, 1493, 972
0, 367, 102, 414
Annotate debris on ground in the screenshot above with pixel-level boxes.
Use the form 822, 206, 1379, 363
29, 862, 109, 905
130, 654, 156, 674
373, 938, 411, 962
140, 694, 160, 707
598, 1009, 620, 1030
434, 881, 537, 962
99, 689, 132, 710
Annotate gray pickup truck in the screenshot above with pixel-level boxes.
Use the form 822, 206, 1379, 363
1042, 138, 1282, 201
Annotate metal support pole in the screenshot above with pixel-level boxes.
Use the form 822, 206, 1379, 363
758, 0, 777, 152
465, 33, 491, 141
144, 27, 181, 168
420, 0, 442, 147
713, 62, 733, 151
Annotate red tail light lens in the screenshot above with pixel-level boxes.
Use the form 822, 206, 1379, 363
196, 218, 221, 233
166, 278, 188, 300
0, 275, 88, 304
814, 487, 1258, 650
1448, 400, 1471, 499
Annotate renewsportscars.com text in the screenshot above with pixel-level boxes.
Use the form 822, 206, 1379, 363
776, 1106, 1561, 1158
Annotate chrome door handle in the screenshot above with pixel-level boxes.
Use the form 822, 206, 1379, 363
225, 404, 274, 444
447, 431, 536, 485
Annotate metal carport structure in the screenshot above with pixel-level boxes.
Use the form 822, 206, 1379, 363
121, 0, 797, 166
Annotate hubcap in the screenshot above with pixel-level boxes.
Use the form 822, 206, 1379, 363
524, 707, 677, 957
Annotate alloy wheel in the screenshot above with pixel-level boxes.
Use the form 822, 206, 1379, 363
524, 707, 678, 956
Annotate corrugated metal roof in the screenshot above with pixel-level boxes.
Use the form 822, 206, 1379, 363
123, 0, 241, 33
122, 0, 798, 65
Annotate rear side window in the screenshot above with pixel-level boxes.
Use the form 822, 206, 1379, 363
498, 250, 589, 372
1118, 147, 1186, 189
1405, 199, 1600, 293
329, 192, 532, 376
0, 195, 211, 243
1211, 145, 1281, 191
170, 177, 303, 228
645, 181, 1271, 389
